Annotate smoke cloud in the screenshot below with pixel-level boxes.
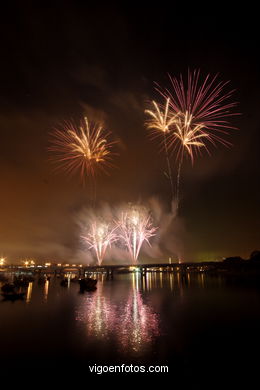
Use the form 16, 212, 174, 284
75, 197, 186, 265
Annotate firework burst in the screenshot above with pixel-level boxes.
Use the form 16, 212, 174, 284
117, 205, 157, 264
145, 98, 177, 137
49, 117, 117, 184
173, 111, 210, 164
82, 220, 118, 266
160, 69, 239, 163
151, 69, 239, 208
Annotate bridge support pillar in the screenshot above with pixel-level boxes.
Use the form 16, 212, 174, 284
106, 268, 114, 280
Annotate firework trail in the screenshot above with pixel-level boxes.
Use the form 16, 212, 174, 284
145, 99, 178, 200
173, 111, 211, 208
157, 69, 239, 209
49, 117, 117, 190
117, 205, 157, 264
82, 220, 118, 266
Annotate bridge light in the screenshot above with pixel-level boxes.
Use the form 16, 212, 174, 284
129, 266, 139, 272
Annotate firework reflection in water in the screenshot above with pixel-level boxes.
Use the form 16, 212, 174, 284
75, 274, 159, 355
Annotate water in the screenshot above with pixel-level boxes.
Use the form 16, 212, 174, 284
0, 272, 260, 380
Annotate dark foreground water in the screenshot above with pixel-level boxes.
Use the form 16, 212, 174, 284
0, 272, 260, 381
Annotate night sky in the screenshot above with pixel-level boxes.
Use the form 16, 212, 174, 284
0, 4, 259, 263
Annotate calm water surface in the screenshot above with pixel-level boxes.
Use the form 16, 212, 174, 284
0, 272, 260, 377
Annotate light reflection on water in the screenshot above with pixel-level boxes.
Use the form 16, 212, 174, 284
44, 280, 49, 302
26, 282, 33, 303
1, 271, 260, 379
120, 274, 160, 352
0, 270, 231, 364
75, 273, 160, 354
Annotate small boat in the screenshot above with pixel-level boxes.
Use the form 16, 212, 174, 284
60, 278, 68, 287
79, 277, 97, 293
0, 275, 8, 282
13, 278, 29, 288
1, 283, 15, 293
1, 292, 25, 301
38, 276, 46, 284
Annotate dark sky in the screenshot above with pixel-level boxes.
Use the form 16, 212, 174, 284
0, 3, 259, 263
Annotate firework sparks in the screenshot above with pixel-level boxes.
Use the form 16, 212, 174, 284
160, 69, 239, 163
117, 205, 157, 264
173, 111, 210, 164
154, 69, 239, 208
82, 221, 118, 266
49, 117, 117, 184
145, 98, 177, 137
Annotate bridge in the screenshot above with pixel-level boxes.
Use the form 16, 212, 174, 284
2, 261, 221, 279
81, 262, 219, 278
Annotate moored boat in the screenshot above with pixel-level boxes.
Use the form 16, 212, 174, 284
79, 277, 97, 292
1, 292, 25, 301
60, 278, 68, 287
1, 283, 15, 293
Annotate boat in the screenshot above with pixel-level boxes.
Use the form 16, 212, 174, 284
13, 278, 29, 288
26, 276, 35, 282
1, 292, 25, 301
79, 277, 97, 292
38, 276, 46, 284
60, 278, 68, 287
1, 283, 15, 293
0, 274, 8, 282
